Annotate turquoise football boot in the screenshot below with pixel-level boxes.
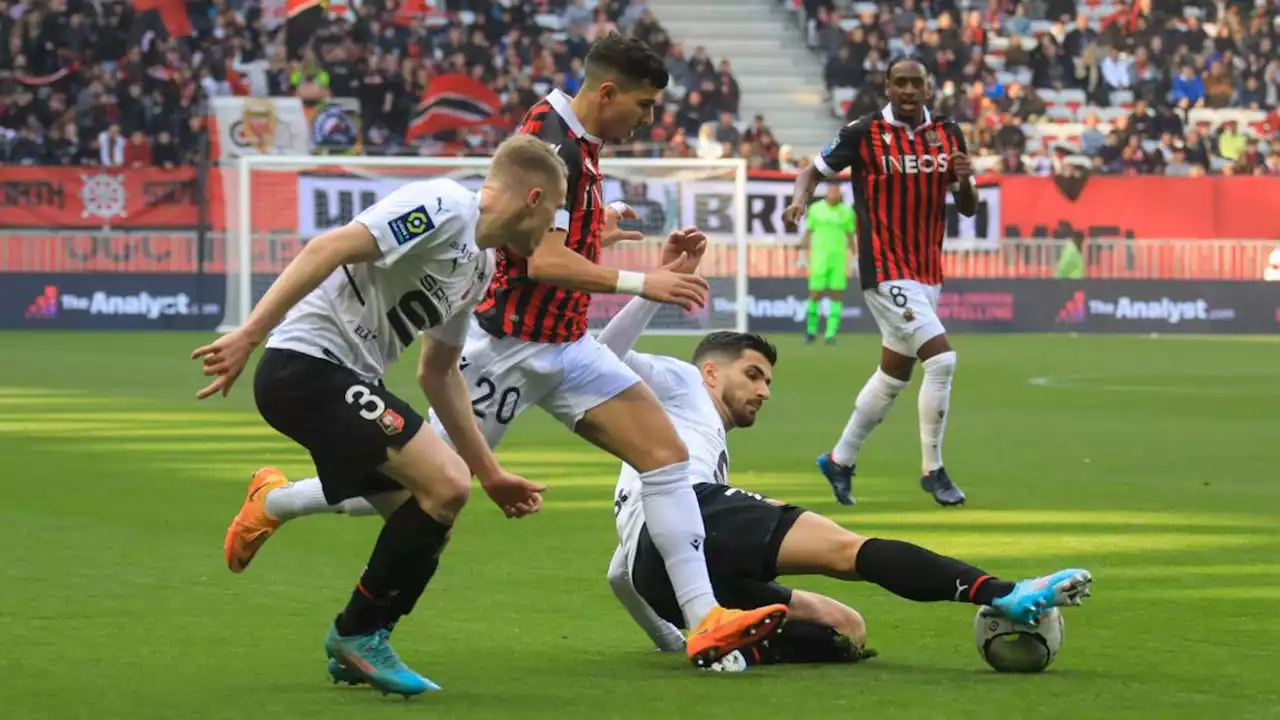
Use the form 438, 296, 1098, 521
323, 624, 439, 697
992, 569, 1093, 626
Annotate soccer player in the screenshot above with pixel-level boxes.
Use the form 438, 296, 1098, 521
593, 249, 1092, 664
783, 57, 978, 508
193, 135, 565, 697
799, 182, 856, 345
224, 32, 790, 675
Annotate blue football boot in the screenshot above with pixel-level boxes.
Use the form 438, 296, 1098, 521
991, 569, 1094, 626
920, 467, 965, 506
816, 453, 856, 505
323, 624, 439, 697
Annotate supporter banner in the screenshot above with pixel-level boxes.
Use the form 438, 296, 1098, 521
1000, 176, 1280, 242
0, 168, 199, 229
1, 273, 224, 330
724, 279, 1280, 334
288, 173, 1001, 247
209, 96, 311, 161
304, 97, 363, 155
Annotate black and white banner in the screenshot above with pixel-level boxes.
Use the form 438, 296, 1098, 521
294, 173, 1001, 250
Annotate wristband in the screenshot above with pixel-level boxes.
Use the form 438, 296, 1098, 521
609, 201, 632, 216
615, 270, 646, 295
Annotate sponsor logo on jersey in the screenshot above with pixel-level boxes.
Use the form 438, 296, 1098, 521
880, 153, 950, 175
388, 205, 435, 245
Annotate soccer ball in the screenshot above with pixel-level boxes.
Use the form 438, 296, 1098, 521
973, 606, 1064, 673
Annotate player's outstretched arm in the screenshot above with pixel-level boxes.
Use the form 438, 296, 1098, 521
191, 223, 381, 400
607, 546, 686, 652
417, 335, 545, 519
597, 227, 708, 359
526, 229, 709, 311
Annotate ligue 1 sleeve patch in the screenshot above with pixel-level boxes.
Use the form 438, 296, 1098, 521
388, 206, 436, 246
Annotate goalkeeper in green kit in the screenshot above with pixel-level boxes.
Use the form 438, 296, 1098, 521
799, 182, 857, 344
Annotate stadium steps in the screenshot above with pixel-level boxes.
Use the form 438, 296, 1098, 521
647, 0, 841, 157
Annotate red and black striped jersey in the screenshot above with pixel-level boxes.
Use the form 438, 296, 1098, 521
474, 90, 603, 344
814, 105, 967, 290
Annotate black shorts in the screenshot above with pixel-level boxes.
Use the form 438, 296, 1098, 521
253, 348, 425, 504
631, 482, 806, 629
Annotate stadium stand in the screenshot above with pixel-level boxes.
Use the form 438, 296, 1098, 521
0, 0, 778, 165
793, 0, 1280, 175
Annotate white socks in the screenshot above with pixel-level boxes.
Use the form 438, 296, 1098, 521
638, 461, 718, 628
918, 351, 957, 473
831, 368, 910, 467
263, 478, 379, 521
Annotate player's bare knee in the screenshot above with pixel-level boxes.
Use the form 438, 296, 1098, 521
412, 458, 471, 521
831, 531, 866, 577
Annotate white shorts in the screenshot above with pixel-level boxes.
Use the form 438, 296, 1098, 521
862, 280, 946, 357
429, 321, 641, 449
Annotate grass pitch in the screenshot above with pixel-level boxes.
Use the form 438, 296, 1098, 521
1, 331, 1277, 720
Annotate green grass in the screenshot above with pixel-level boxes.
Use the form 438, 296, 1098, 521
1, 331, 1278, 719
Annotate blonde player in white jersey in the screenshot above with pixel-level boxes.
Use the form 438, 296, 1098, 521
191, 135, 566, 698
600, 245, 1094, 668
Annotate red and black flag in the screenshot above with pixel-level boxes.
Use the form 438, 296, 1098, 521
130, 0, 194, 38
286, 0, 327, 59
405, 73, 508, 141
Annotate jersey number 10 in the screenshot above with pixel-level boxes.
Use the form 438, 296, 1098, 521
386, 289, 445, 348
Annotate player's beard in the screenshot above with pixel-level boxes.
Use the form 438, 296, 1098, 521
725, 389, 762, 428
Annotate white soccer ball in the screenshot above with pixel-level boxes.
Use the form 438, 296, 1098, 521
973, 606, 1064, 673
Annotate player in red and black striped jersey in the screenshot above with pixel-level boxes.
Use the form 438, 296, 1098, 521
463, 34, 790, 670
784, 58, 978, 508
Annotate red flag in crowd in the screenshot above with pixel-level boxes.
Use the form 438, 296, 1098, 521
406, 73, 508, 141
131, 0, 194, 37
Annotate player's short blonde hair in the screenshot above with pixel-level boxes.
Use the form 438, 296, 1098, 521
489, 135, 568, 191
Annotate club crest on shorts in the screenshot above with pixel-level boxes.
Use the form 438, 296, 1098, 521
388, 205, 435, 246
924, 128, 943, 146
903, 307, 916, 321
377, 408, 405, 436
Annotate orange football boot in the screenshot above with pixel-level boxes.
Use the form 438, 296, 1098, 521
686, 604, 790, 669
223, 467, 289, 573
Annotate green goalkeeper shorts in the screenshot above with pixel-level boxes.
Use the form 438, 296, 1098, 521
808, 253, 848, 292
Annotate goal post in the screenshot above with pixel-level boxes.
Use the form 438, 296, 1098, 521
219, 155, 750, 335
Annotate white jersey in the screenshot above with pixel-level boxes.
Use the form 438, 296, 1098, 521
267, 179, 494, 381
613, 351, 729, 557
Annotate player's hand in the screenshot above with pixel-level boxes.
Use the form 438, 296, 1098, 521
781, 203, 806, 232
952, 152, 973, 181
602, 202, 645, 248
661, 226, 708, 274
642, 264, 710, 310
479, 470, 547, 519
191, 329, 259, 400
795, 249, 808, 270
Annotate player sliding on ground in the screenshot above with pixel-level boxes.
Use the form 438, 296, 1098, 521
594, 244, 1093, 664
192, 135, 562, 697
783, 57, 978, 508
221, 32, 791, 678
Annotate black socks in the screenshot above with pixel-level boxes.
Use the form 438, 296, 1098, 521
336, 500, 451, 637
855, 538, 1015, 606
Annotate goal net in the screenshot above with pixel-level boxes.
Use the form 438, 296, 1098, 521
219, 156, 749, 335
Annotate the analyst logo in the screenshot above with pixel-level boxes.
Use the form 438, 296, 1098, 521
24, 286, 58, 320
1055, 290, 1086, 324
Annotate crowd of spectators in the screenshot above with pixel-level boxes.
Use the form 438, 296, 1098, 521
808, 0, 1280, 175
0, 0, 766, 167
